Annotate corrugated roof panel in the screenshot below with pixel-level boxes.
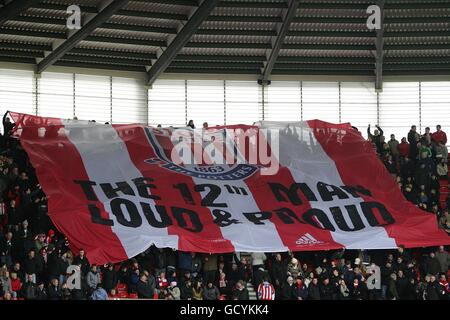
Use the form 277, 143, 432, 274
108, 16, 180, 29
385, 37, 450, 45
0, 34, 54, 44
279, 49, 373, 58
211, 6, 283, 17
190, 34, 272, 44
290, 22, 368, 32
92, 28, 168, 41
200, 21, 276, 30
40, 0, 102, 5
297, 8, 367, 18
180, 47, 268, 56
124, 1, 194, 15
3, 20, 67, 32
386, 49, 450, 57
284, 36, 374, 45
385, 8, 450, 18
76, 40, 160, 52
386, 23, 450, 32
75, 42, 156, 55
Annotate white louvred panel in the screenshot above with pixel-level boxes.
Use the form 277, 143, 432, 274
302, 81, 340, 123
148, 79, 186, 127
0, 69, 35, 130
112, 77, 147, 124
74, 74, 111, 123
340, 82, 378, 138
421, 81, 450, 139
187, 80, 225, 127
265, 81, 301, 122
379, 82, 420, 140
37, 72, 74, 120
225, 80, 262, 125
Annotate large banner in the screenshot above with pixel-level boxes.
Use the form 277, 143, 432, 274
10, 112, 450, 264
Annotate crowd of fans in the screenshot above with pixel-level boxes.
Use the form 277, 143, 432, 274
0, 116, 448, 301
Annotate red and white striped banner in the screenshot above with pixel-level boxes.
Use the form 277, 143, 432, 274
10, 112, 450, 264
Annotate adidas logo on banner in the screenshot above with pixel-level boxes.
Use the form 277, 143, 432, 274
296, 233, 323, 246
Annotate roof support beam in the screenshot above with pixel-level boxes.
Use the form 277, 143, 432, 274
259, 0, 300, 84
36, 0, 129, 73
0, 0, 41, 26
146, 0, 220, 86
375, 0, 384, 92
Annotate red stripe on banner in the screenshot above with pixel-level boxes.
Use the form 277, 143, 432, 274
14, 114, 128, 264
113, 125, 234, 253
308, 120, 450, 248
243, 127, 344, 251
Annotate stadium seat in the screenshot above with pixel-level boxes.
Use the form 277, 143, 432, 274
116, 283, 128, 293
128, 293, 138, 299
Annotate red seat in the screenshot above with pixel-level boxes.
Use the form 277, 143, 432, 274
116, 283, 127, 293
118, 291, 129, 298
128, 293, 138, 299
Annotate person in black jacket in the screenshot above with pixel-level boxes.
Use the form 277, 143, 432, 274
23, 249, 39, 283
47, 278, 62, 300
180, 280, 193, 300
308, 278, 321, 300
136, 273, 153, 299
35, 281, 47, 300
320, 277, 334, 300
72, 249, 90, 276
396, 270, 408, 299
280, 276, 297, 300
233, 280, 249, 300
102, 263, 118, 293
426, 275, 440, 300
271, 253, 287, 290
408, 125, 419, 161
20, 274, 37, 300
380, 261, 393, 299
424, 252, 441, 276
367, 124, 384, 155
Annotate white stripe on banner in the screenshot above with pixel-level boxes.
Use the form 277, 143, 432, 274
63, 121, 179, 258
190, 128, 288, 252
260, 121, 397, 249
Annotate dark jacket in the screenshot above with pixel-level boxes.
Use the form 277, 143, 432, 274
320, 283, 334, 300
20, 281, 37, 300
281, 283, 297, 300
102, 268, 118, 292
73, 255, 90, 275
308, 283, 321, 300
203, 285, 220, 300
23, 256, 40, 275
426, 281, 440, 300
296, 284, 308, 300
425, 257, 441, 276
47, 284, 62, 300
136, 279, 152, 299
233, 287, 249, 300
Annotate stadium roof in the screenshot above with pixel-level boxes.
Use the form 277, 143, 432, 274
0, 0, 449, 89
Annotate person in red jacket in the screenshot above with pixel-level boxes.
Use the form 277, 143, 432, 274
10, 272, 22, 298
432, 125, 447, 145
398, 137, 410, 159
